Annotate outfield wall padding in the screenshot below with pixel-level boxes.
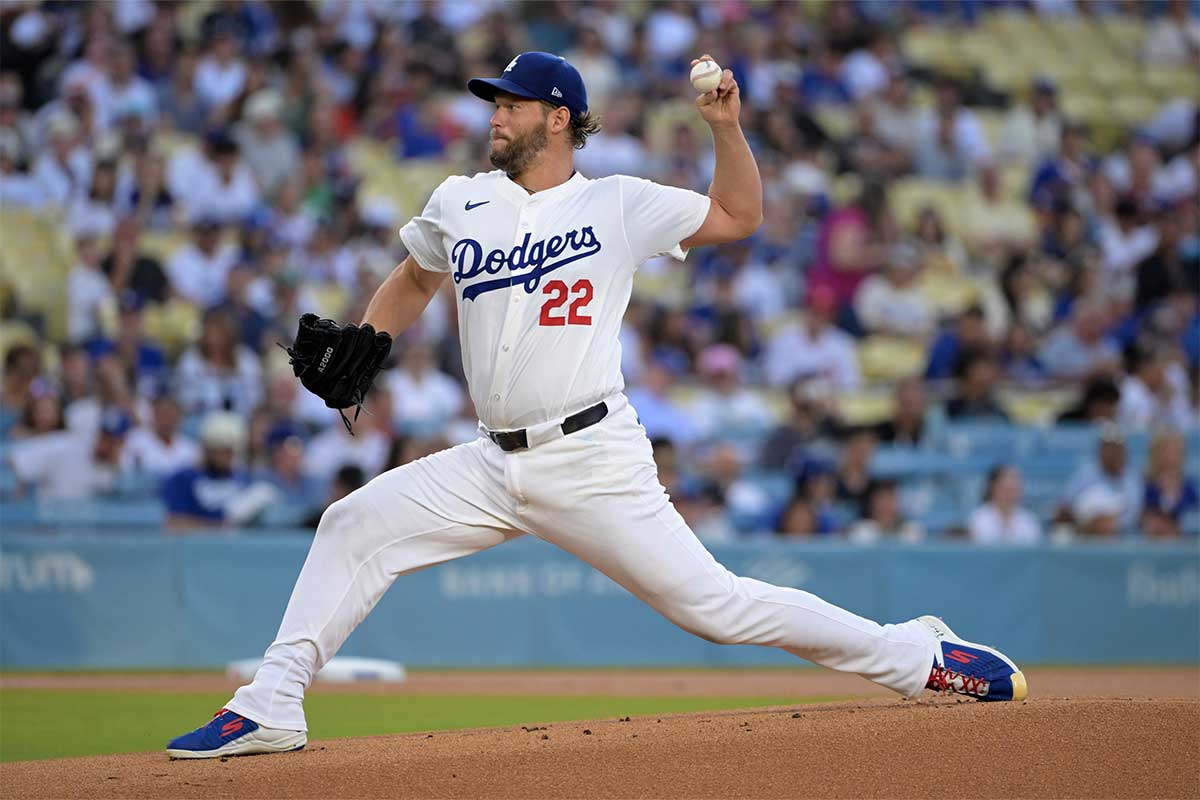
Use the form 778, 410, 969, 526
1, 533, 1196, 667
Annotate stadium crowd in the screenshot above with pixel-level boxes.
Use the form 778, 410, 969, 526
0, 0, 1197, 541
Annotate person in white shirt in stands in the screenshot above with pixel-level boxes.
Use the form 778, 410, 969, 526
764, 285, 861, 390
66, 223, 117, 343
97, 44, 157, 131
302, 386, 392, 483
167, 215, 238, 308
1117, 342, 1192, 432
968, 465, 1043, 545
193, 24, 246, 114
121, 393, 200, 480
174, 308, 263, 417
853, 242, 934, 340
8, 408, 132, 501
32, 110, 92, 210
386, 341, 463, 437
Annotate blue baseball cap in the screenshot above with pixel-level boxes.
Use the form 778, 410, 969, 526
467, 52, 587, 119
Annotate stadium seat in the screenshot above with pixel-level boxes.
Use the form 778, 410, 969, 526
857, 337, 927, 382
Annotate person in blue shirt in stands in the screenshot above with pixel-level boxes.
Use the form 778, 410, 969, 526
1142, 429, 1199, 538
162, 411, 254, 530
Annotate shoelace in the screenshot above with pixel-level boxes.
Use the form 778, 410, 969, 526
927, 664, 990, 698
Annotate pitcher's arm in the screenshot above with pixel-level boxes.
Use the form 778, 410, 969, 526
361, 255, 448, 337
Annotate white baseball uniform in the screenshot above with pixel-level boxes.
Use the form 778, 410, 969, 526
227, 170, 936, 731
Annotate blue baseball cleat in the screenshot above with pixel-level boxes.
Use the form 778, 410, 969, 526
919, 615, 1028, 702
165, 709, 307, 759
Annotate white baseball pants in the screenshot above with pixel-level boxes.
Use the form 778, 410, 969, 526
227, 396, 936, 731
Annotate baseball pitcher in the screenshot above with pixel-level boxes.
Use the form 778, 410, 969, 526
167, 53, 1026, 759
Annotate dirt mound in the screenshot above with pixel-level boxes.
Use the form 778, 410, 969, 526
3, 698, 1196, 799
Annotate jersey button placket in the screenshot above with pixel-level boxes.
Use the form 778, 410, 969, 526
491, 206, 536, 421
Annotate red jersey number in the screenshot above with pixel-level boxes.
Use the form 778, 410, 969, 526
539, 279, 593, 326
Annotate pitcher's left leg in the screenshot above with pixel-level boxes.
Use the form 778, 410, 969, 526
518, 404, 936, 698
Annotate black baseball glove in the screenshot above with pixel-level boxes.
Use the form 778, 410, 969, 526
282, 313, 392, 434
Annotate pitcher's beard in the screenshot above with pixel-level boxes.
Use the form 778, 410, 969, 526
489, 126, 548, 177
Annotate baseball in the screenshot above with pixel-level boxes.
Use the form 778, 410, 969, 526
690, 59, 722, 94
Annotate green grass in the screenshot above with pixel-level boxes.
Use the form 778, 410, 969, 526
0, 691, 823, 763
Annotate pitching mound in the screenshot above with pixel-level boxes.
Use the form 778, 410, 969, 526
3, 698, 1197, 799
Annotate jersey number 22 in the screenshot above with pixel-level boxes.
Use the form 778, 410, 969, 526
539, 279, 593, 326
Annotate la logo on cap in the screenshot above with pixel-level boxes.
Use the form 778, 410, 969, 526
504, 55, 520, 73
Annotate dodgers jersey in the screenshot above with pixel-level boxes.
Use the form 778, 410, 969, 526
399, 170, 711, 431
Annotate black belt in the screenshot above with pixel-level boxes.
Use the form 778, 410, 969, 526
486, 401, 608, 452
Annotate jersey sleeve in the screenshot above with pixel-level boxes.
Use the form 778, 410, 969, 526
398, 178, 453, 273
618, 176, 711, 264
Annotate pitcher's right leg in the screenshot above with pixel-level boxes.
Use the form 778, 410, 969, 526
168, 438, 525, 757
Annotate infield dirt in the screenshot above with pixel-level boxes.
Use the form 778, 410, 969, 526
2, 667, 1197, 799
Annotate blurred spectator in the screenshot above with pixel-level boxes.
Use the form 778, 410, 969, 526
165, 132, 251, 223
961, 165, 1037, 261
234, 89, 300, 197
563, 25, 620, 113
800, 44, 851, 107
387, 342, 463, 437
1098, 197, 1159, 277
847, 478, 924, 543
764, 286, 861, 389
1039, 299, 1121, 382
946, 352, 1009, 421
258, 426, 322, 527
66, 225, 116, 343
689, 345, 774, 443
174, 307, 263, 416
194, 23, 246, 114
841, 28, 897, 101
1060, 424, 1142, 536
1058, 378, 1121, 424
807, 182, 892, 312
626, 360, 698, 449
853, 243, 933, 339
1, 345, 42, 438
163, 411, 271, 529
834, 427, 877, 508
967, 465, 1043, 545
99, 43, 156, 131
874, 378, 931, 446
1135, 204, 1200, 310
121, 393, 199, 479
759, 380, 836, 470
925, 305, 989, 381
32, 111, 91, 210
1142, 0, 1200, 66
8, 407, 131, 500
102, 216, 169, 303
870, 74, 923, 164
8, 393, 63, 442
88, 291, 169, 399
916, 79, 991, 181
999, 78, 1062, 165
303, 387, 391, 482
1117, 343, 1192, 431
998, 322, 1046, 385
778, 458, 840, 537
68, 156, 122, 238
1141, 429, 1199, 538
167, 215, 238, 307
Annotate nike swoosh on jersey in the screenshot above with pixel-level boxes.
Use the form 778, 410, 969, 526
465, 200, 490, 211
